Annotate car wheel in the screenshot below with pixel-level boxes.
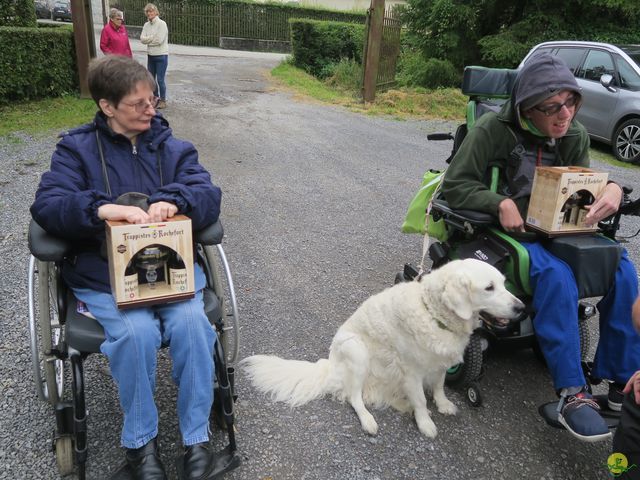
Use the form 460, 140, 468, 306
613, 118, 640, 163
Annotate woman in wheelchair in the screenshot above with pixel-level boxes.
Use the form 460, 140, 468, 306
30, 55, 223, 479
441, 53, 640, 442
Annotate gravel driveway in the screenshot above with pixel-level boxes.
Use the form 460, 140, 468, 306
2, 47, 640, 480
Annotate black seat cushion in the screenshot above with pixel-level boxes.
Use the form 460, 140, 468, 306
65, 290, 105, 354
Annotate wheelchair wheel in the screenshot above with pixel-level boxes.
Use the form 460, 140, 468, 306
28, 256, 65, 405
54, 435, 74, 476
579, 318, 591, 361
445, 333, 484, 387
203, 245, 240, 365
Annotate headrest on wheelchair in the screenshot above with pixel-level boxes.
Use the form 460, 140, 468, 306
462, 66, 518, 99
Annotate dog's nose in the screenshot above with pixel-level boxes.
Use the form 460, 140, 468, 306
512, 300, 525, 315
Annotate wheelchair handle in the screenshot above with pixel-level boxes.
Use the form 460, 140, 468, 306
427, 133, 454, 141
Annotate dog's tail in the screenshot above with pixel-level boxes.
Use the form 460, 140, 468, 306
240, 355, 334, 406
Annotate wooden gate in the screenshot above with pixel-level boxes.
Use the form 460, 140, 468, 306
362, 1, 402, 102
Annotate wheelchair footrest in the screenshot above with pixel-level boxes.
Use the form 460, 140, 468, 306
538, 394, 620, 430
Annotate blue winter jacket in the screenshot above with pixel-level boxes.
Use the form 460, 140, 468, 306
30, 112, 222, 293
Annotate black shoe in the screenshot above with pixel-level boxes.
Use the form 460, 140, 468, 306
125, 438, 168, 480
183, 442, 215, 480
608, 382, 625, 412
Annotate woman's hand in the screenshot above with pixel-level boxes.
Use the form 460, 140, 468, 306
498, 198, 525, 232
98, 204, 150, 224
584, 183, 622, 226
624, 370, 640, 405
147, 201, 178, 222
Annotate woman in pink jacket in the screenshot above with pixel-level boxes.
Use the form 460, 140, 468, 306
100, 8, 133, 57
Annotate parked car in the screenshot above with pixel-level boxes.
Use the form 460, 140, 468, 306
520, 41, 640, 163
35, 0, 51, 19
52, 0, 71, 21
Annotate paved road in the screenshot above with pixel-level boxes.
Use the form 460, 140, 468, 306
3, 44, 640, 479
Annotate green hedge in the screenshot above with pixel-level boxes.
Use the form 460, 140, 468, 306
0, 0, 36, 27
290, 19, 365, 79
0, 27, 78, 102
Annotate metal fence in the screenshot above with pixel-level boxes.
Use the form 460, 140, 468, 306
115, 0, 365, 48
376, 7, 401, 89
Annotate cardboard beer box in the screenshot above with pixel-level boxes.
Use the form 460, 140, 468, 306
106, 215, 195, 308
526, 166, 609, 235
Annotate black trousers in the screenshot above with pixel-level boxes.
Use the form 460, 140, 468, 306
613, 392, 640, 479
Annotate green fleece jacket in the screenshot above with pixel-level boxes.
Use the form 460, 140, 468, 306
441, 100, 590, 219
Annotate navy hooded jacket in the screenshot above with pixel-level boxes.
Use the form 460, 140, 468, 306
30, 111, 222, 293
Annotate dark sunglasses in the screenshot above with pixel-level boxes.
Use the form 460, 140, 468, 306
533, 95, 579, 116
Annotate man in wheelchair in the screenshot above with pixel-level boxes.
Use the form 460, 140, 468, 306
30, 56, 223, 479
441, 53, 640, 442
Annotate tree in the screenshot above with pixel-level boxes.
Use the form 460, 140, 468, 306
401, 0, 640, 69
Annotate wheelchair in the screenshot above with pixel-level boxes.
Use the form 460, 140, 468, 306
27, 218, 241, 479
398, 66, 640, 422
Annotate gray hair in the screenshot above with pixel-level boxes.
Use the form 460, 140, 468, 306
144, 3, 158, 14
109, 8, 123, 20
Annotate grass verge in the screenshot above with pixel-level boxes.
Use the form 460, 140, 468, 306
0, 95, 96, 138
270, 61, 467, 121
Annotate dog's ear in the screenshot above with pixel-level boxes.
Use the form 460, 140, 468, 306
441, 272, 474, 320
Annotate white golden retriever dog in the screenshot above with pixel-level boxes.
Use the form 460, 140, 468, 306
241, 259, 524, 438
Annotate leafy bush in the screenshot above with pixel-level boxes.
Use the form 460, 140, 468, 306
397, 51, 460, 89
290, 19, 365, 79
0, 27, 78, 102
0, 0, 36, 27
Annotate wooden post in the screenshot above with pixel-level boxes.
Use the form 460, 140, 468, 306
71, 0, 97, 99
362, 0, 385, 104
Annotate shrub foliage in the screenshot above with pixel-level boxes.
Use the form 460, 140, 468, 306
290, 19, 365, 79
0, 0, 36, 27
0, 27, 78, 102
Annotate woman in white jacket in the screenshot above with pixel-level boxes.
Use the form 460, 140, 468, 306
140, 3, 169, 109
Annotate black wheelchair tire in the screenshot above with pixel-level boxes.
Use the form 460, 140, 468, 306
579, 317, 591, 361
445, 333, 483, 387
466, 383, 483, 407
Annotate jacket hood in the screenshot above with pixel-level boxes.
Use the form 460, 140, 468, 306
512, 53, 582, 114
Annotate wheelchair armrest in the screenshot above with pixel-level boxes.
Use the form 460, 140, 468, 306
28, 219, 72, 261
194, 220, 224, 245
431, 199, 495, 226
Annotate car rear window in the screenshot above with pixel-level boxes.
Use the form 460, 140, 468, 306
615, 54, 640, 91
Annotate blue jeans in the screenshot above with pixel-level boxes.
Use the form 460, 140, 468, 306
73, 266, 215, 449
523, 242, 640, 390
147, 54, 168, 100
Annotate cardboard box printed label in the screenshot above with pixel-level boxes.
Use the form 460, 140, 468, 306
526, 166, 609, 235
106, 215, 195, 308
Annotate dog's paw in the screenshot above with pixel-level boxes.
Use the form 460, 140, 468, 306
359, 411, 379, 435
416, 417, 438, 438
436, 399, 458, 416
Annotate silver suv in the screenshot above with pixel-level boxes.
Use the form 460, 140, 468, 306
520, 41, 640, 163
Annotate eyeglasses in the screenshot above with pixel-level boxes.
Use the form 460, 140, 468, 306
119, 96, 160, 113
533, 95, 579, 116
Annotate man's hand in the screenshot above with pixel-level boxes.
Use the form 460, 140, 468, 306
584, 183, 622, 226
498, 198, 525, 232
624, 370, 640, 405
147, 201, 178, 222
98, 204, 151, 224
